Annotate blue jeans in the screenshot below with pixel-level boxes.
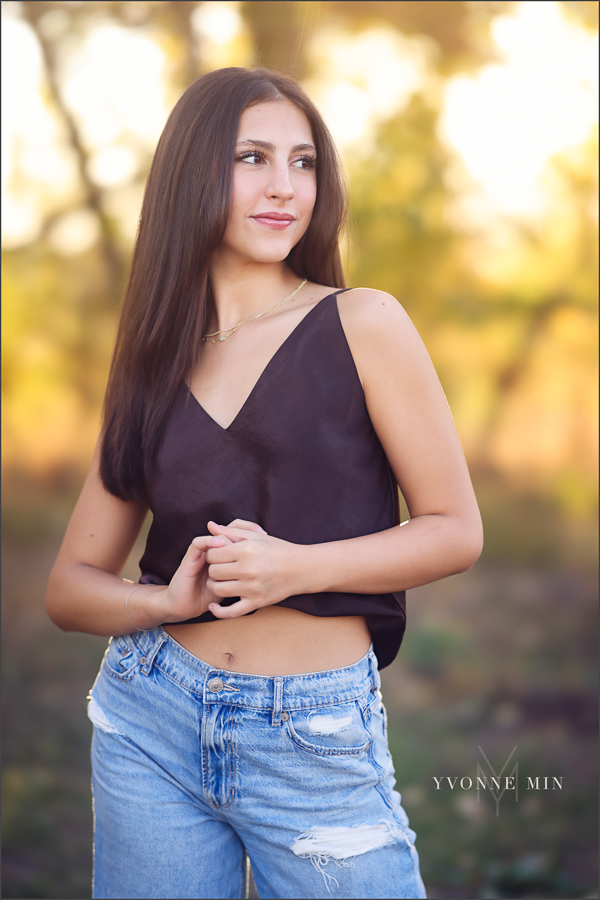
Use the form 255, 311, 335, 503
88, 627, 426, 899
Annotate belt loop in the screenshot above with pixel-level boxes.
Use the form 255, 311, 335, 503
140, 630, 167, 676
369, 650, 381, 692
271, 677, 284, 726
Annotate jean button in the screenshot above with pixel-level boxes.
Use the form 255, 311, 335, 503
139, 657, 147, 666
281, 712, 289, 722
207, 678, 224, 693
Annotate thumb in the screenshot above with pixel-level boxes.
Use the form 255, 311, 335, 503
208, 598, 255, 618
207, 521, 248, 543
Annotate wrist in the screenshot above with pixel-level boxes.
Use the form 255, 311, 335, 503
294, 542, 329, 595
160, 581, 212, 623
125, 584, 169, 631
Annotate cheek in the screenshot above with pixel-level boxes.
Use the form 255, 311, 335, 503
228, 172, 258, 220
298, 177, 317, 220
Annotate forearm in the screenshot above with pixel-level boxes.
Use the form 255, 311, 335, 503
302, 513, 483, 596
46, 563, 170, 636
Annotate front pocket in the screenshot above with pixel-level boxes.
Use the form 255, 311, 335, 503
285, 700, 372, 756
102, 634, 141, 682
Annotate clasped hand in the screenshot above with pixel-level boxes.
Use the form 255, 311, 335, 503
205, 520, 305, 618
165, 519, 306, 622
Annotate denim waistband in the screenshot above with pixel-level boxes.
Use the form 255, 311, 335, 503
128, 627, 381, 713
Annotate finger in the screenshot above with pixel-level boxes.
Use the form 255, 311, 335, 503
191, 535, 227, 552
209, 598, 255, 619
208, 524, 267, 543
206, 578, 241, 598
226, 519, 267, 533
207, 521, 249, 543
207, 562, 238, 581
180, 536, 226, 573
205, 545, 242, 564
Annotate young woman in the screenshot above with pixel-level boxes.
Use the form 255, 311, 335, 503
47, 66, 482, 900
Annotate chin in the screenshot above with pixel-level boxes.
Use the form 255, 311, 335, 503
243, 245, 297, 265
246, 228, 306, 260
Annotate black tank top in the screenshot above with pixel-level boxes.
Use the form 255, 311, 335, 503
139, 290, 406, 668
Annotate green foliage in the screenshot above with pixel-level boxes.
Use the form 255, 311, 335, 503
2, 2, 598, 898
346, 92, 473, 344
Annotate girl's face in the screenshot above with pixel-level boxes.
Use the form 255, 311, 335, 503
216, 99, 317, 268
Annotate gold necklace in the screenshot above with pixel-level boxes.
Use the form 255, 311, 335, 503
202, 279, 307, 343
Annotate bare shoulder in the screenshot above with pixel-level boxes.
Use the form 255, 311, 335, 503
337, 286, 407, 320
336, 287, 429, 382
336, 287, 422, 347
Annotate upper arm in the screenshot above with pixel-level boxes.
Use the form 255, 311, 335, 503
51, 441, 149, 578
337, 288, 481, 530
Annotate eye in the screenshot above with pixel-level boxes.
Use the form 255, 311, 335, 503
291, 155, 316, 170
236, 150, 266, 165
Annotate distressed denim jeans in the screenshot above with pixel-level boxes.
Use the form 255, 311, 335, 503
88, 627, 426, 899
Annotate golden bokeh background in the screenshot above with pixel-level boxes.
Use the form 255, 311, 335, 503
2, 2, 598, 897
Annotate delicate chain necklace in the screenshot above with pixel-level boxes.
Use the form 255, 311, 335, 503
202, 279, 307, 343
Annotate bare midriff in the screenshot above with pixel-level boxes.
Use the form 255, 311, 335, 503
163, 607, 371, 676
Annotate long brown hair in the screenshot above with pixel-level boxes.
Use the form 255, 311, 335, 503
100, 67, 348, 501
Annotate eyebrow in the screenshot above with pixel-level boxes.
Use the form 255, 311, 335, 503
236, 139, 316, 153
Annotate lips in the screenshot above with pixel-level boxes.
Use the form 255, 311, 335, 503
251, 212, 295, 230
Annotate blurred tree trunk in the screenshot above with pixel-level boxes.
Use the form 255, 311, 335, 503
240, 1, 324, 76
21, 1, 126, 300
163, 0, 204, 85
477, 295, 568, 467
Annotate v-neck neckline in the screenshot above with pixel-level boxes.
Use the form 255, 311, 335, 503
185, 290, 343, 432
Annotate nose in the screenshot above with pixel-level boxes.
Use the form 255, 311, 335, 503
266, 163, 294, 202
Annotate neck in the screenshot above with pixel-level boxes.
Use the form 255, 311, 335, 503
208, 257, 302, 334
